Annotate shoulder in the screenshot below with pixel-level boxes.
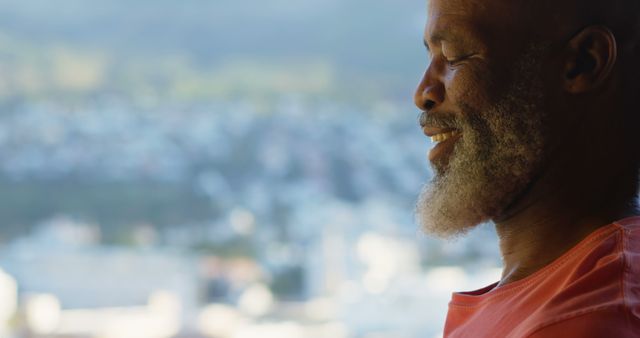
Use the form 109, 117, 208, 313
525, 305, 640, 338
525, 218, 640, 338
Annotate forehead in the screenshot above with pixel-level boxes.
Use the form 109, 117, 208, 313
428, 0, 491, 16
425, 0, 523, 40
427, 0, 521, 18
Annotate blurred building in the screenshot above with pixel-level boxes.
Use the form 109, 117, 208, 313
0, 217, 199, 331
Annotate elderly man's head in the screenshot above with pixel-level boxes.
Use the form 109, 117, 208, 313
414, 0, 640, 238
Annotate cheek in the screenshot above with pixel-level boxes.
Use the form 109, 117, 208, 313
444, 65, 496, 111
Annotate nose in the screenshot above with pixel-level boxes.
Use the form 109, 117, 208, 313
414, 65, 444, 112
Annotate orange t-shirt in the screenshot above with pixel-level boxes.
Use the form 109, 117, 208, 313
443, 217, 640, 338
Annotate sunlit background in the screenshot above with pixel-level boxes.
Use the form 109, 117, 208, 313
0, 1, 502, 337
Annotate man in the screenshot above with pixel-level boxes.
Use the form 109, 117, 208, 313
414, 0, 640, 336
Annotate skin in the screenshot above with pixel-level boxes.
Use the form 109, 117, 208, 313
415, 0, 640, 286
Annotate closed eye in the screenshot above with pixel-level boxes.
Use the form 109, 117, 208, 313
445, 53, 477, 66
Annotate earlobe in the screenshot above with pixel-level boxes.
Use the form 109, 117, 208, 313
563, 26, 617, 94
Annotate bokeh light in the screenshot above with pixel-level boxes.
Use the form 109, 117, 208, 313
0, 0, 502, 337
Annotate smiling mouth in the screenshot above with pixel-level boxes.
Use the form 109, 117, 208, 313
430, 130, 461, 143
423, 127, 463, 163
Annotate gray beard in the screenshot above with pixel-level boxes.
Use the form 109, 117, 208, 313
416, 45, 549, 239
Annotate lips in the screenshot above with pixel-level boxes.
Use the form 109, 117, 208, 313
422, 126, 463, 162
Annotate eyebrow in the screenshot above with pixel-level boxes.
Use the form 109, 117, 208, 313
423, 30, 469, 53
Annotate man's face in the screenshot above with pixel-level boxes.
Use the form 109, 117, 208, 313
414, 0, 552, 238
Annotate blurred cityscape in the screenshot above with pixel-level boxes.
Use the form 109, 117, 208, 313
0, 0, 502, 337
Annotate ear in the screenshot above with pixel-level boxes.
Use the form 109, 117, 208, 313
563, 26, 617, 93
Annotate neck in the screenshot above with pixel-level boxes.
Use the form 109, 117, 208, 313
493, 157, 638, 286
495, 202, 633, 286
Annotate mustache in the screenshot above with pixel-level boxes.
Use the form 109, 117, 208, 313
418, 111, 461, 129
